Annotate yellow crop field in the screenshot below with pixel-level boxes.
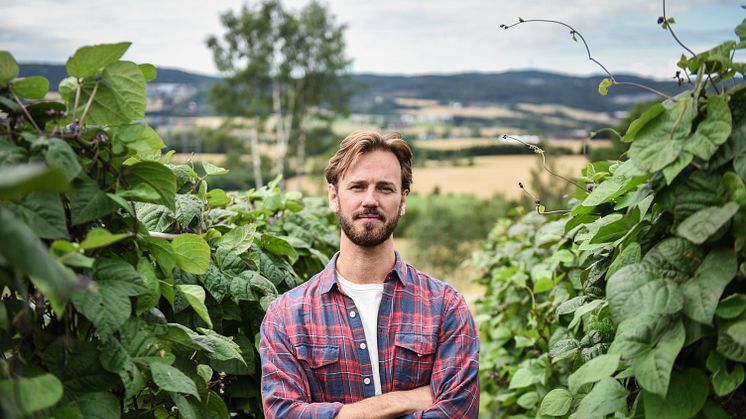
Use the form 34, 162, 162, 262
286, 154, 590, 200
409, 155, 589, 200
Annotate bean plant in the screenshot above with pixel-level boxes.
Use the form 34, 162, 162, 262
0, 43, 338, 418
476, 5, 746, 418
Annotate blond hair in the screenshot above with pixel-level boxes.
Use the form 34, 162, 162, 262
325, 131, 413, 193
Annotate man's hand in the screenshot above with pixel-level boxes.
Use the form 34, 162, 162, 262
336, 385, 433, 419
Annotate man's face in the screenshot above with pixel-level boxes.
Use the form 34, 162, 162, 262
328, 149, 407, 247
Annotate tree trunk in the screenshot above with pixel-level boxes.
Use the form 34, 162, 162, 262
250, 124, 263, 189
296, 130, 306, 191
272, 78, 287, 189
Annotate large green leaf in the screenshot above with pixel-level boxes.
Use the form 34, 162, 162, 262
135, 258, 161, 314
71, 280, 133, 338
216, 224, 256, 254
606, 263, 683, 323
80, 227, 131, 250
196, 328, 245, 362
625, 102, 665, 142
567, 354, 619, 394
574, 377, 628, 418
115, 124, 166, 158
72, 259, 146, 337
633, 319, 686, 397
175, 194, 203, 227
199, 264, 230, 302
0, 164, 69, 200
209, 334, 256, 376
74, 392, 121, 419
642, 369, 709, 419
11, 76, 49, 100
43, 341, 117, 396
122, 161, 177, 210
100, 338, 145, 400
70, 174, 115, 225
119, 318, 175, 365
706, 351, 746, 396
628, 98, 697, 172
150, 362, 200, 400
101, 61, 147, 121
642, 237, 703, 275
538, 388, 572, 416
137, 203, 175, 232
80, 81, 130, 126
578, 173, 646, 209
173, 234, 210, 275
676, 202, 739, 244
681, 248, 737, 325
607, 242, 641, 280
261, 233, 299, 263
629, 138, 683, 173
5, 192, 69, 239
0, 50, 19, 86
146, 237, 177, 275
0, 374, 64, 415
716, 294, 746, 319
176, 284, 213, 328
51, 240, 94, 268
0, 207, 76, 301
683, 96, 732, 160
93, 258, 147, 294
717, 318, 746, 362
66, 42, 131, 79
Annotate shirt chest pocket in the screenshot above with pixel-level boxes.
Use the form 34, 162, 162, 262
295, 344, 345, 402
393, 332, 438, 390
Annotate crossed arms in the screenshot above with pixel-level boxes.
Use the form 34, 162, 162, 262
259, 293, 479, 418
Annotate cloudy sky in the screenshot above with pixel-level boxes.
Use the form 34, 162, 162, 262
1, 0, 742, 79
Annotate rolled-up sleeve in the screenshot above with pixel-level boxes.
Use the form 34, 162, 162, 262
259, 303, 344, 419
414, 292, 480, 418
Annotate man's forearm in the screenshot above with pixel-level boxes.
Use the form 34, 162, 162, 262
336, 385, 432, 419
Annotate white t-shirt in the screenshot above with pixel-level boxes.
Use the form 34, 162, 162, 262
336, 271, 384, 395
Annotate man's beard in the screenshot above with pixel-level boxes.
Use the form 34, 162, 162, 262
337, 202, 402, 247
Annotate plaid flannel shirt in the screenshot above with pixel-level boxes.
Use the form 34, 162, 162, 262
260, 252, 480, 418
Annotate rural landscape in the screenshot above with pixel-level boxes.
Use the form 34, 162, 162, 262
1, 0, 745, 418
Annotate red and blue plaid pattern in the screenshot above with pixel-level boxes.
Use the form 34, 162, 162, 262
260, 252, 480, 418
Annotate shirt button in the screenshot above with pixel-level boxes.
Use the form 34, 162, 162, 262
363, 377, 371, 385
349, 310, 357, 318
360, 343, 367, 350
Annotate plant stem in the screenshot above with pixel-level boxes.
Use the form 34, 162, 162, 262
502, 19, 674, 101
11, 93, 42, 134
78, 81, 99, 126
149, 231, 179, 240
663, 0, 696, 57
71, 82, 82, 123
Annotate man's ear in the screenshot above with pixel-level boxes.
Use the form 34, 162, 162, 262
328, 184, 339, 212
399, 190, 408, 216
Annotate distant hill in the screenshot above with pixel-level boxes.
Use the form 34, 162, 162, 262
18, 63, 216, 88
18, 63, 684, 118
349, 71, 685, 115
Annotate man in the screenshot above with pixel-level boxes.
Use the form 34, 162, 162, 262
260, 131, 479, 418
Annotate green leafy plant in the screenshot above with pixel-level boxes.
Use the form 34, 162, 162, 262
477, 5, 746, 418
0, 43, 338, 418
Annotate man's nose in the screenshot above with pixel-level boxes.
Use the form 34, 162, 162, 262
361, 188, 379, 208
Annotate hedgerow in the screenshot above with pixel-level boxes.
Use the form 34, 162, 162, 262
475, 8, 746, 419
0, 43, 338, 418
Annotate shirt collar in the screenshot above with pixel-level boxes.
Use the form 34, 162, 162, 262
319, 250, 410, 294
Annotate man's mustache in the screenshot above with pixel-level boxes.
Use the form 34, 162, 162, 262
354, 209, 384, 220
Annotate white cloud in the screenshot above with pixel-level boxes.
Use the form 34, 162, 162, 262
0, 0, 740, 78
